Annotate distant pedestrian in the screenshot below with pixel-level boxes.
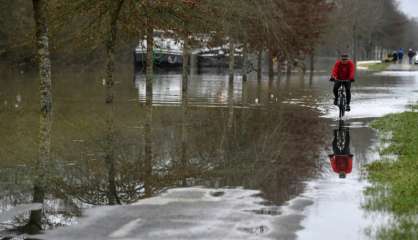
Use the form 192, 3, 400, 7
392, 51, 398, 63
407, 49, 416, 64
397, 48, 404, 64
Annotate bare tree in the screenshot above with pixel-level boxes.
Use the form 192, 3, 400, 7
25, 0, 52, 234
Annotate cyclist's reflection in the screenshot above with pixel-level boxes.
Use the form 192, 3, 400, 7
329, 121, 353, 178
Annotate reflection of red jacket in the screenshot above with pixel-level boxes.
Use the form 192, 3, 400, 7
331, 60, 355, 81
329, 155, 353, 174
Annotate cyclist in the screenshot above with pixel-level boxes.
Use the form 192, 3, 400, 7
330, 53, 355, 111
328, 126, 353, 179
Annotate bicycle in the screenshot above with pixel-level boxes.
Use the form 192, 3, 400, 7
335, 79, 350, 119
336, 120, 347, 151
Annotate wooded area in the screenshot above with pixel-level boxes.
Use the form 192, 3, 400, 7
1, 0, 417, 235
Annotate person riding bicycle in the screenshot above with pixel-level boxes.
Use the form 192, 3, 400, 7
328, 125, 353, 179
330, 53, 355, 111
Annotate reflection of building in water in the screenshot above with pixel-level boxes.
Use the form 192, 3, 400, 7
328, 121, 353, 179
133, 72, 244, 106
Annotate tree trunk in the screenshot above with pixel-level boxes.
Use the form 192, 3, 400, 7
227, 76, 234, 130
286, 58, 292, 88
105, 0, 124, 104
276, 55, 282, 81
144, 107, 152, 197
146, 26, 154, 104
103, 0, 124, 205
228, 40, 235, 83
309, 52, 314, 87
223, 81, 234, 171
309, 52, 315, 73
104, 120, 120, 205
27, 0, 52, 233
242, 78, 248, 105
352, 23, 358, 76
241, 44, 248, 82
257, 50, 262, 82
181, 38, 189, 186
286, 58, 292, 76
144, 24, 154, 197
268, 49, 274, 82
182, 39, 189, 90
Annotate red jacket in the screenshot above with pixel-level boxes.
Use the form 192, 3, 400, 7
331, 60, 355, 81
329, 155, 353, 174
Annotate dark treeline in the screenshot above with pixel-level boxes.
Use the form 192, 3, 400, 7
319, 0, 418, 62
1, 0, 330, 68
1, 0, 416, 67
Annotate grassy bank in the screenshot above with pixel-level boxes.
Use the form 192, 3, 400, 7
366, 108, 418, 239
358, 62, 390, 71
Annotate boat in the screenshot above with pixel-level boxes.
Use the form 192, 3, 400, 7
134, 32, 243, 70
134, 32, 183, 69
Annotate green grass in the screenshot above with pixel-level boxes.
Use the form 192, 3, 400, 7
366, 109, 418, 239
360, 62, 390, 71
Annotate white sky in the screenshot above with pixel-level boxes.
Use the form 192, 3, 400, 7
398, 0, 418, 18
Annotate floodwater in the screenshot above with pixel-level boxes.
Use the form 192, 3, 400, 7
0, 63, 417, 239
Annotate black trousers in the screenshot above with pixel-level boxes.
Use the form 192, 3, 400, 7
332, 128, 350, 155
333, 81, 351, 105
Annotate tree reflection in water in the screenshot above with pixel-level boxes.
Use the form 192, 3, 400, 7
0, 67, 327, 233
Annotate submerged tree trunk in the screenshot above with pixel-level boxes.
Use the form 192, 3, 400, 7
257, 50, 262, 82
268, 48, 274, 82
27, 0, 52, 233
144, 25, 154, 197
144, 105, 152, 197
241, 44, 248, 82
228, 40, 235, 83
181, 38, 190, 186
309, 52, 315, 87
285, 58, 292, 88
104, 0, 124, 205
276, 55, 282, 81
286, 58, 292, 76
104, 120, 120, 205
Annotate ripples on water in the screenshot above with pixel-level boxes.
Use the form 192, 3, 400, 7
15, 63, 418, 235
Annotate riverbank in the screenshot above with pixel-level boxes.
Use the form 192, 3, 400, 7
366, 107, 418, 239
357, 61, 390, 71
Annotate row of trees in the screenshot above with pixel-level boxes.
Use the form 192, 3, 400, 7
3, 0, 414, 234
320, 0, 418, 63
14, 0, 332, 233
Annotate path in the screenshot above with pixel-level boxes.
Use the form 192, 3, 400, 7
386, 63, 418, 71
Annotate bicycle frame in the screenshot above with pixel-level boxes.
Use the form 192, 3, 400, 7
336, 80, 349, 119
336, 120, 347, 151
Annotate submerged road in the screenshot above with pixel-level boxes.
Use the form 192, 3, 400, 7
31, 67, 418, 240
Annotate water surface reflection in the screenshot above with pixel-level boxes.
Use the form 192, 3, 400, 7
328, 121, 353, 179
0, 65, 326, 234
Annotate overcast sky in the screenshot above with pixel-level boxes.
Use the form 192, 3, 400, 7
398, 0, 418, 18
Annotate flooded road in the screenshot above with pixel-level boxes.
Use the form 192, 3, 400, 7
1, 64, 417, 239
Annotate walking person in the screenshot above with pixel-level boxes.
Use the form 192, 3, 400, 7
398, 48, 404, 64
407, 49, 416, 64
392, 51, 398, 63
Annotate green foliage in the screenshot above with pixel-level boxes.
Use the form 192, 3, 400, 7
366, 110, 418, 239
